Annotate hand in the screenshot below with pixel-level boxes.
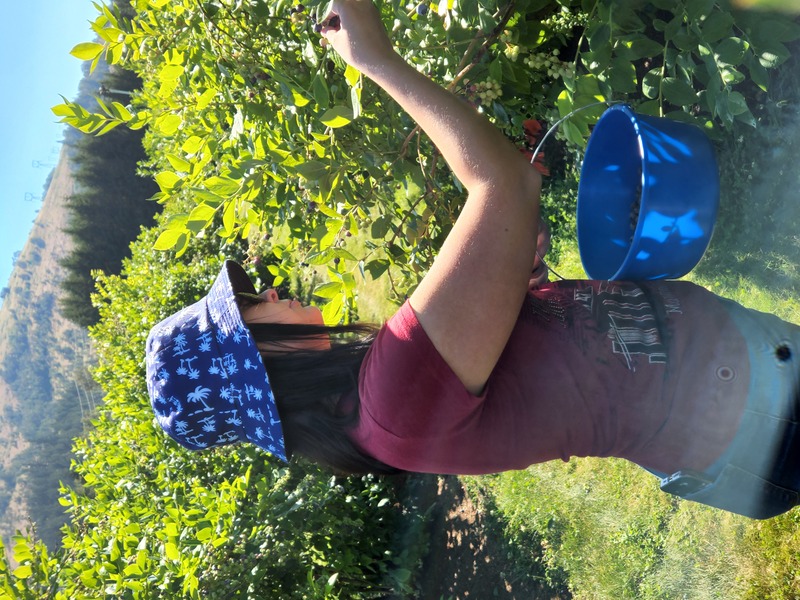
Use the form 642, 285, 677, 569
319, 0, 398, 76
529, 217, 551, 287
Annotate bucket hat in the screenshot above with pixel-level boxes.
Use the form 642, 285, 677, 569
145, 260, 287, 461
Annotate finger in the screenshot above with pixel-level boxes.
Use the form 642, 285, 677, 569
326, 15, 341, 29
318, 0, 340, 30
315, 12, 339, 35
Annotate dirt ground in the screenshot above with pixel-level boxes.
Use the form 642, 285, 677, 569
407, 475, 570, 600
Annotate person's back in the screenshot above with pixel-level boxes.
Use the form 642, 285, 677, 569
350, 280, 749, 477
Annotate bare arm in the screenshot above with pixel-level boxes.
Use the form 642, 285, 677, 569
322, 1, 542, 394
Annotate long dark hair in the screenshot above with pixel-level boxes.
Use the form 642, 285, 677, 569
243, 318, 401, 475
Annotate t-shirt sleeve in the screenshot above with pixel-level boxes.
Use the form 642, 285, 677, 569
352, 301, 491, 472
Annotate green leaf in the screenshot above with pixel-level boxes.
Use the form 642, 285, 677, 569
155, 171, 181, 192
642, 69, 662, 99
672, 30, 697, 52
188, 203, 217, 225
607, 57, 637, 93
70, 42, 104, 60
182, 136, 205, 155
320, 106, 353, 128
624, 37, 664, 60
745, 53, 769, 91
154, 228, 186, 251
488, 58, 503, 82
166, 154, 192, 173
204, 176, 240, 196
661, 77, 697, 105
734, 106, 757, 128
313, 282, 344, 299
575, 74, 603, 100
97, 25, 124, 44
196, 88, 218, 110
295, 160, 328, 180
51, 102, 77, 117
663, 15, 682, 41
715, 37, 748, 65
222, 199, 236, 236
12, 565, 32, 579
164, 542, 180, 561
587, 23, 610, 53
636, 99, 661, 116
351, 86, 362, 120
13, 542, 32, 564
321, 293, 344, 325
686, 0, 715, 22
190, 188, 225, 207
700, 11, 734, 43
312, 75, 330, 107
159, 64, 184, 82
364, 259, 389, 280
107, 101, 132, 121
756, 41, 790, 69
562, 120, 585, 147
581, 47, 611, 74
292, 89, 311, 107
155, 113, 182, 135
370, 215, 392, 239
726, 91, 749, 115
344, 64, 361, 87
720, 67, 744, 85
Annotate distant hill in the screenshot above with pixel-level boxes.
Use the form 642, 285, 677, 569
0, 146, 99, 553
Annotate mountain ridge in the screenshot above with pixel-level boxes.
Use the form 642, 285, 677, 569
0, 145, 95, 552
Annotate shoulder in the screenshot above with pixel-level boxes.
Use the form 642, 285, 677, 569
361, 301, 464, 395
357, 301, 485, 431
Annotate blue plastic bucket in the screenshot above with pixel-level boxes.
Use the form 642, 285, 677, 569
577, 105, 719, 280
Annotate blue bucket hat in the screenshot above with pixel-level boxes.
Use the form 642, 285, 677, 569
145, 260, 287, 461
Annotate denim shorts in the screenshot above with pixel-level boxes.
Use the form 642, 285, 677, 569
659, 298, 800, 519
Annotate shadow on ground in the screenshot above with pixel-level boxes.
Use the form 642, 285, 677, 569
390, 474, 569, 600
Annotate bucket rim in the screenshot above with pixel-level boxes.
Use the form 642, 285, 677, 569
577, 103, 719, 281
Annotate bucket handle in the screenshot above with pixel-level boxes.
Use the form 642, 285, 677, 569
530, 100, 623, 281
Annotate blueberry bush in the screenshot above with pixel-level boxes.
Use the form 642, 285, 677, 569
53, 0, 800, 319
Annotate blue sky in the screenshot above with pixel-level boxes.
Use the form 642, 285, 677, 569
0, 0, 101, 293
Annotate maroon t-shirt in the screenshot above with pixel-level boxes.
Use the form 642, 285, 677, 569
349, 280, 750, 475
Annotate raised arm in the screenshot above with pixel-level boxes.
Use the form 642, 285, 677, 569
322, 0, 542, 394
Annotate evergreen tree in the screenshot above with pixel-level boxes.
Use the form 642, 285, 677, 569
60, 67, 161, 327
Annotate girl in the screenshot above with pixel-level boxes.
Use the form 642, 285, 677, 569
146, 0, 800, 519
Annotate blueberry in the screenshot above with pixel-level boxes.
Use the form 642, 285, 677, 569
416, 3, 429, 16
